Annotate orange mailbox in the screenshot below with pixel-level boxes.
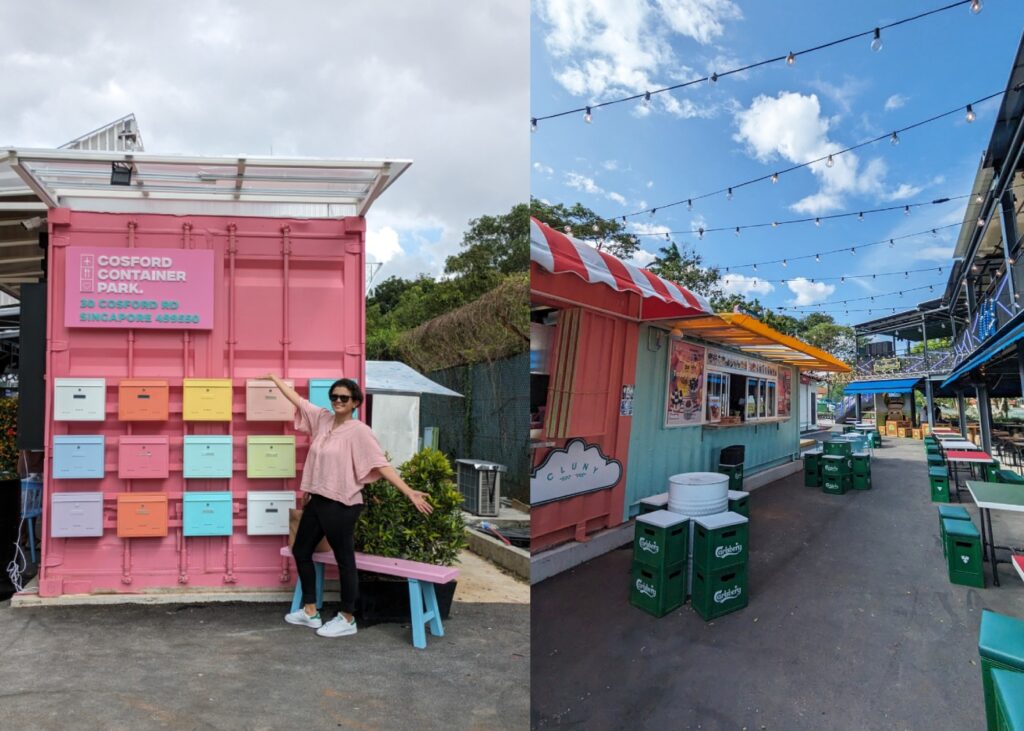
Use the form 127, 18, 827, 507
118, 379, 169, 421
116, 493, 169, 538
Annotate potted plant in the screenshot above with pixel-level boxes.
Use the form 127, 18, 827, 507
354, 447, 466, 624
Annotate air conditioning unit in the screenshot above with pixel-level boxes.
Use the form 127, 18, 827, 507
455, 459, 506, 517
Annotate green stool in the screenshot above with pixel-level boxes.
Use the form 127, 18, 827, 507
937, 504, 971, 557
998, 469, 1024, 485
985, 460, 1002, 483
927, 454, 945, 469
979, 610, 1024, 731
929, 466, 951, 502
943, 518, 984, 588
992, 668, 1024, 731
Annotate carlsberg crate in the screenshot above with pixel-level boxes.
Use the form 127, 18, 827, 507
691, 562, 748, 621
823, 440, 853, 457
692, 511, 748, 572
821, 455, 852, 478
852, 452, 871, 476
629, 560, 686, 618
823, 474, 852, 495
633, 510, 688, 569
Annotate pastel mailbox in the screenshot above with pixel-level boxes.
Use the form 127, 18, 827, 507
118, 435, 170, 479
52, 435, 105, 479
183, 435, 233, 478
51, 492, 104, 537
118, 379, 169, 421
182, 378, 233, 421
246, 435, 296, 478
308, 378, 335, 411
246, 490, 295, 535
116, 493, 169, 538
246, 379, 296, 421
53, 378, 106, 421
182, 491, 233, 536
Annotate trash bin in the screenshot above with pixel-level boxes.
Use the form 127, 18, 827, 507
718, 445, 744, 491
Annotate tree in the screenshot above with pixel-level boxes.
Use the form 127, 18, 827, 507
802, 322, 856, 362
530, 197, 640, 260
647, 241, 721, 298
444, 203, 529, 301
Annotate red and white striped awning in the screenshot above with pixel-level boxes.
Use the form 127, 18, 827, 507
530, 216, 713, 320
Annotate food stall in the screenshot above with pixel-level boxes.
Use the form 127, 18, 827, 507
530, 218, 850, 554
7, 149, 409, 597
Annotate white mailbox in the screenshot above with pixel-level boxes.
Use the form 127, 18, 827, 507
246, 490, 295, 535
54, 378, 107, 421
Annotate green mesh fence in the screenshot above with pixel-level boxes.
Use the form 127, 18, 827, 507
418, 352, 529, 503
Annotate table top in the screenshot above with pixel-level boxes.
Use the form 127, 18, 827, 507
935, 432, 966, 440
941, 440, 980, 451
852, 425, 875, 431
946, 450, 994, 463
966, 480, 1024, 512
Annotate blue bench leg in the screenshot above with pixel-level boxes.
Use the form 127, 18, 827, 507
28, 519, 36, 565
291, 562, 326, 613
423, 582, 444, 638
408, 579, 427, 649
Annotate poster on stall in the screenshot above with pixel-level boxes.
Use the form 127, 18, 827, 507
666, 339, 705, 427
778, 369, 792, 417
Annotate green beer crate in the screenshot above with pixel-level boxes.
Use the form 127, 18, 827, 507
821, 455, 852, 477
718, 463, 744, 491
853, 473, 872, 490
937, 504, 971, 558
852, 452, 871, 476
638, 493, 669, 514
823, 474, 851, 495
984, 460, 1002, 483
804, 467, 822, 487
629, 560, 686, 618
691, 562, 748, 621
633, 510, 689, 568
823, 440, 853, 457
929, 467, 950, 502
992, 668, 1024, 731
728, 490, 749, 518
692, 511, 748, 572
979, 610, 1024, 731
943, 518, 984, 588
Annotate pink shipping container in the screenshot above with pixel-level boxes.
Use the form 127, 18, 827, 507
9, 150, 410, 597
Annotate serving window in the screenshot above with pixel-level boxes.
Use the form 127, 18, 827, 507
705, 371, 729, 423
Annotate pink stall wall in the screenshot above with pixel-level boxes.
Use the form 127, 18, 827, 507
39, 209, 366, 596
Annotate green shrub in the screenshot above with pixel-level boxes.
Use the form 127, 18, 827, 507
0, 397, 17, 479
355, 447, 466, 566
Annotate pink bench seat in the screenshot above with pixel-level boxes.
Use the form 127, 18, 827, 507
280, 546, 458, 649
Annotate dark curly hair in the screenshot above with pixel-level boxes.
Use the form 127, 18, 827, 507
328, 378, 363, 406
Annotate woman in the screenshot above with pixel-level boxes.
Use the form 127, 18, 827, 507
264, 374, 433, 638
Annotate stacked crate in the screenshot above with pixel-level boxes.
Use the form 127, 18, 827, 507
852, 451, 871, 490
821, 440, 853, 495
803, 449, 823, 487
690, 511, 749, 621
629, 510, 689, 617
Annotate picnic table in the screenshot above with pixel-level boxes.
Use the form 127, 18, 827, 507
940, 440, 980, 451
965, 480, 1024, 588
946, 450, 995, 500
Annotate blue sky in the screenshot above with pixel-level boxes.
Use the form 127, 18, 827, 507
531, 0, 1022, 325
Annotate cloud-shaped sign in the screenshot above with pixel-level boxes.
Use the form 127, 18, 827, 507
531, 439, 622, 506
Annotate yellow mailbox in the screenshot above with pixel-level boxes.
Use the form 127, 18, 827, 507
182, 378, 234, 421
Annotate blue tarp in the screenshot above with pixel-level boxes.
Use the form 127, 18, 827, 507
940, 318, 1024, 389
843, 377, 921, 395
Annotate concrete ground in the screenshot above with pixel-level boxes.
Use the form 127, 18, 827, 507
0, 550, 529, 730
531, 437, 1024, 730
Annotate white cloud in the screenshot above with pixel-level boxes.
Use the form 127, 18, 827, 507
721, 273, 774, 296
608, 191, 627, 205
565, 170, 628, 207
884, 94, 907, 111
646, 180, 654, 188
535, 0, 740, 116
787, 277, 835, 305
533, 161, 554, 175
734, 91, 890, 215
602, 160, 619, 171
884, 183, 924, 201
915, 245, 955, 262
629, 222, 672, 236
808, 77, 867, 116
366, 226, 403, 264
630, 249, 658, 267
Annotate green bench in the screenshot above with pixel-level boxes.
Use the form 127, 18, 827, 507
979, 610, 1024, 731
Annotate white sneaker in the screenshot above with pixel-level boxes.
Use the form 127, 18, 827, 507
284, 608, 323, 628
316, 613, 358, 637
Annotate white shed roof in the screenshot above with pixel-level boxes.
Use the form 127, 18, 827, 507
366, 361, 462, 397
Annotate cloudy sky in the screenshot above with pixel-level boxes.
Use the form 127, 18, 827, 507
531, 0, 1022, 322
0, 1, 529, 283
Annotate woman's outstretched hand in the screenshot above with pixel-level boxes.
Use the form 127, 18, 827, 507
408, 490, 434, 515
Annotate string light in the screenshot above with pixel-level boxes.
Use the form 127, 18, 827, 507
776, 283, 941, 310
531, 117, 537, 133
871, 28, 883, 52
890, 131, 900, 145
532, 0, 985, 126
851, 247, 857, 255
644, 90, 651, 106
727, 187, 733, 201
977, 216, 986, 228
965, 104, 976, 122
815, 217, 821, 227
904, 205, 911, 215
782, 259, 788, 267
771, 173, 779, 184
714, 265, 945, 285
815, 254, 821, 262
687, 199, 693, 211
735, 227, 741, 236
858, 212, 864, 221
825, 154, 834, 168
975, 193, 984, 204
584, 106, 592, 124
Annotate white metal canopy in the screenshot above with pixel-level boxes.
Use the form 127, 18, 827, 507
5, 148, 412, 218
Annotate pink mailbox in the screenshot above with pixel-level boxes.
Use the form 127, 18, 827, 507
245, 378, 296, 421
118, 435, 170, 479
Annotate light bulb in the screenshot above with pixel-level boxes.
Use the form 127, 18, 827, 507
782, 259, 788, 267
644, 90, 651, 106
815, 254, 821, 262
858, 212, 864, 221
735, 227, 741, 236
825, 154, 834, 168
651, 208, 657, 218
565, 225, 573, 235
841, 276, 845, 283
687, 199, 693, 211
753, 264, 758, 271
593, 224, 600, 233
904, 205, 910, 215
889, 239, 895, 248
931, 229, 937, 237
698, 227, 704, 240
1010, 257, 1017, 265
664, 232, 670, 241
771, 173, 779, 184
815, 218, 821, 227
772, 221, 778, 228
786, 51, 795, 65
851, 247, 857, 255
727, 187, 733, 201
976, 193, 984, 204
970, 0, 982, 13
966, 104, 976, 123
978, 216, 986, 228
710, 72, 718, 84
584, 106, 592, 124
890, 131, 899, 145
531, 117, 537, 133
871, 28, 882, 52
904, 272, 909, 279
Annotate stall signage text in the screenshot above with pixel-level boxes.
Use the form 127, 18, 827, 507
705, 346, 779, 378
530, 438, 622, 506
65, 247, 214, 330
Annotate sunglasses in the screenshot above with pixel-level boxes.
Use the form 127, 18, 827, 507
328, 393, 353, 404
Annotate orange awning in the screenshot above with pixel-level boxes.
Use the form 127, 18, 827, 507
674, 313, 850, 372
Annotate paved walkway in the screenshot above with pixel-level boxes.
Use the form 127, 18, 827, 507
531, 438, 1024, 730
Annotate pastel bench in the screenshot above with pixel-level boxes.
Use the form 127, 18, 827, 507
279, 546, 459, 649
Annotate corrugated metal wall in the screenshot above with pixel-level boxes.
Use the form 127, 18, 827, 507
419, 352, 529, 503
623, 324, 800, 521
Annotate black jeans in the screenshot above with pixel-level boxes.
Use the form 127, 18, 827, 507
292, 494, 363, 614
